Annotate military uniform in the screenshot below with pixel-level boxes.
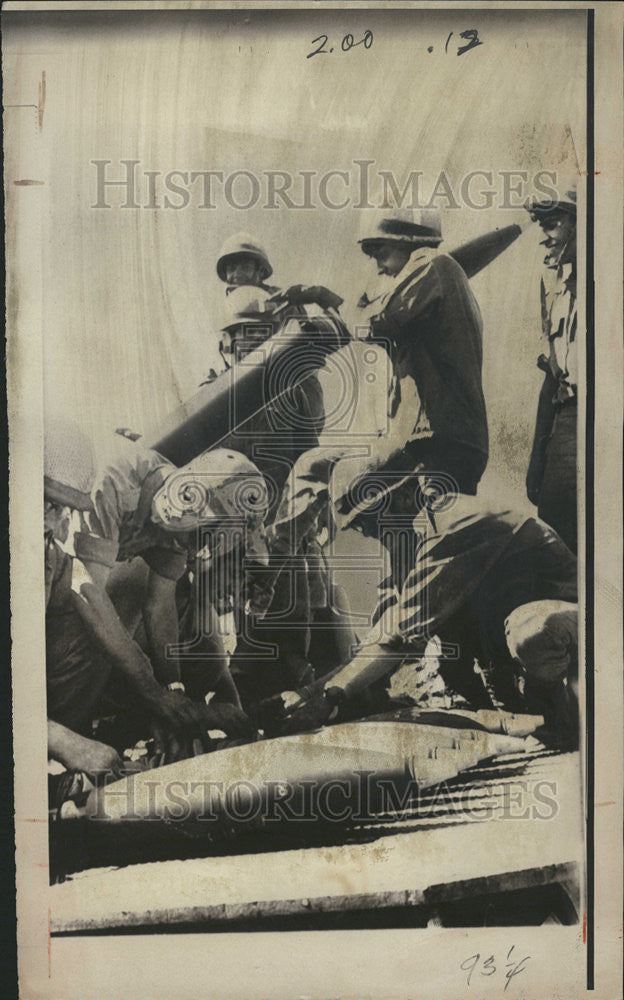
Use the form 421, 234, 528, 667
527, 261, 577, 553
366, 248, 488, 494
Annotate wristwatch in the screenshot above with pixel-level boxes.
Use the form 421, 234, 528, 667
167, 681, 186, 694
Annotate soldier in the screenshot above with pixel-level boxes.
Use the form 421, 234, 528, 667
357, 207, 489, 497
216, 233, 278, 295
44, 422, 253, 774
525, 186, 578, 553
45, 417, 124, 777
212, 235, 348, 702
46, 425, 257, 765
264, 450, 579, 747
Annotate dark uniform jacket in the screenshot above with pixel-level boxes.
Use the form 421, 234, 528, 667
369, 249, 488, 492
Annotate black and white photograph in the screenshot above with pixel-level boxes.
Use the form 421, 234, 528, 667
4, 3, 622, 998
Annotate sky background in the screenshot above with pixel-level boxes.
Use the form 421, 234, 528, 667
5, 6, 586, 612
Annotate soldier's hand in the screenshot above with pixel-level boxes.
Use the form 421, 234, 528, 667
61, 734, 123, 779
150, 689, 208, 738
275, 285, 343, 311
281, 690, 305, 713
276, 691, 339, 736
148, 719, 194, 764
201, 702, 257, 740
245, 583, 274, 618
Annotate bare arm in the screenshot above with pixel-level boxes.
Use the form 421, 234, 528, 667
48, 719, 122, 777
142, 570, 181, 687
69, 559, 207, 735
323, 642, 408, 702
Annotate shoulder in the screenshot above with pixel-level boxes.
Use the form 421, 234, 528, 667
431, 250, 466, 275
389, 249, 443, 302
92, 441, 172, 538
424, 251, 473, 293
102, 439, 168, 481
94, 442, 170, 502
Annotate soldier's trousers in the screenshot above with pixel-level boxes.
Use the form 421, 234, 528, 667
537, 403, 577, 554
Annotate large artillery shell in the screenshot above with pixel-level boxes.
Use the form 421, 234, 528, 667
81, 722, 527, 839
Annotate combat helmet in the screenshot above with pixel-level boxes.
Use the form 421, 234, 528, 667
216, 233, 273, 283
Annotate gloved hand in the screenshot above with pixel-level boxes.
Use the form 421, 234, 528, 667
274, 285, 344, 311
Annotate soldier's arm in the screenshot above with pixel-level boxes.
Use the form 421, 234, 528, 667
526, 369, 557, 505
68, 559, 209, 737
142, 568, 182, 687
323, 640, 408, 704
48, 719, 122, 778
270, 284, 344, 311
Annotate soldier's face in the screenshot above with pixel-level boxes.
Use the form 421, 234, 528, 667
369, 242, 411, 277
538, 211, 576, 266
225, 255, 263, 287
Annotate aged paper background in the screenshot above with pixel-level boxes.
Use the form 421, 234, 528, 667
4, 1, 622, 997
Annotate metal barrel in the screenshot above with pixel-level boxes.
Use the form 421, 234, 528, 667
147, 316, 348, 465
449, 223, 526, 279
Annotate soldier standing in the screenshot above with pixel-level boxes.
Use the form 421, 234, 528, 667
525, 186, 578, 553
357, 208, 489, 498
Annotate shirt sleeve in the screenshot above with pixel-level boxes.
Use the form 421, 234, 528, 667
89, 443, 169, 547
90, 469, 124, 544
73, 529, 118, 570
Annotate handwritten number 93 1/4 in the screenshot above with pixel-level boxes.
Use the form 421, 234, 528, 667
307, 31, 373, 59
460, 947, 531, 991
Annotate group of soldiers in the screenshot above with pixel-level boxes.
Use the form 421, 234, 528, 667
44, 187, 579, 783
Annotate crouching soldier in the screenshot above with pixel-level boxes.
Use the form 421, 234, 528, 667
86, 440, 271, 709
268, 450, 579, 746
45, 418, 255, 773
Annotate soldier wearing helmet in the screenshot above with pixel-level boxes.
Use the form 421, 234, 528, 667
357, 206, 488, 500
80, 439, 260, 756
216, 231, 344, 309
524, 184, 578, 553
211, 233, 347, 701
44, 422, 255, 777
216, 233, 276, 293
